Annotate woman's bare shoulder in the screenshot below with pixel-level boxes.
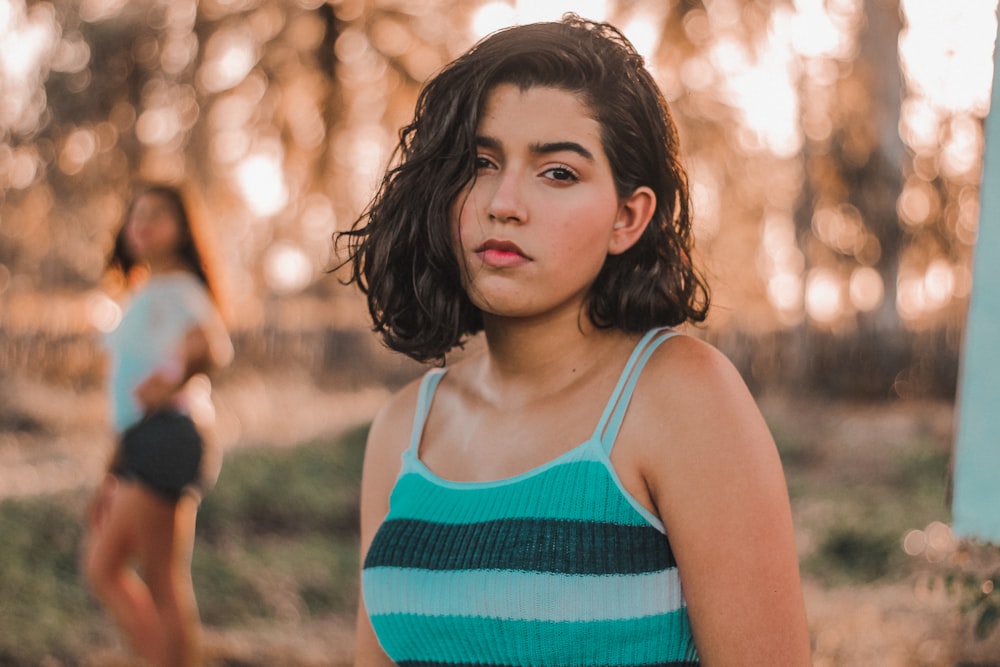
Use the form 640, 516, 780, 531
366, 373, 426, 460
625, 332, 777, 477
639, 333, 755, 415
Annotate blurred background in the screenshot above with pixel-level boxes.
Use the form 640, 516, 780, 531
1, 0, 998, 665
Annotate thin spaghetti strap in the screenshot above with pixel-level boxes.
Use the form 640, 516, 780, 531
596, 329, 679, 454
408, 369, 448, 454
592, 328, 669, 446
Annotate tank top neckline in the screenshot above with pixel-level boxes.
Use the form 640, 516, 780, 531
406, 327, 678, 489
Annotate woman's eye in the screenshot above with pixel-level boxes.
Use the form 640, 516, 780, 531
475, 156, 496, 170
544, 166, 578, 182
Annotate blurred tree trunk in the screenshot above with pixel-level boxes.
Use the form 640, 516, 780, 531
793, 0, 916, 398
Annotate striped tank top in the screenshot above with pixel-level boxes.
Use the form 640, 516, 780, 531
362, 328, 700, 666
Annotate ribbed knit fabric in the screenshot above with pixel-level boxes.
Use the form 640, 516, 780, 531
363, 328, 700, 666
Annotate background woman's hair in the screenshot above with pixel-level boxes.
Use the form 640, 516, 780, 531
338, 14, 709, 364
109, 184, 220, 303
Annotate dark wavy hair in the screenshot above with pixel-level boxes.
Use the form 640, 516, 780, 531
338, 14, 709, 363
109, 184, 217, 301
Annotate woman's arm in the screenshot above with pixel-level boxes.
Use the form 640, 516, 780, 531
134, 321, 232, 412
631, 336, 811, 666
354, 381, 421, 667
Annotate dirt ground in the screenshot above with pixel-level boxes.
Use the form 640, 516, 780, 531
3, 372, 999, 666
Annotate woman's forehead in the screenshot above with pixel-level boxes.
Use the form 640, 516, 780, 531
476, 84, 601, 146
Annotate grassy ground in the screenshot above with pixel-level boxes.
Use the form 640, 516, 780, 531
1, 393, 998, 665
0, 425, 368, 666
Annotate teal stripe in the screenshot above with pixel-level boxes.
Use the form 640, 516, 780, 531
369, 612, 698, 666
363, 567, 684, 621
389, 457, 649, 527
398, 662, 699, 667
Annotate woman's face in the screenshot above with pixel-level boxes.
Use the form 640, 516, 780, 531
125, 192, 183, 266
450, 84, 640, 323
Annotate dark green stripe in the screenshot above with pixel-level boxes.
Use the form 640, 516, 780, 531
364, 518, 676, 574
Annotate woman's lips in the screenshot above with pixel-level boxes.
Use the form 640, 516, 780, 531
475, 240, 531, 267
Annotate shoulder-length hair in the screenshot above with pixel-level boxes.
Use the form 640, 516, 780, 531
109, 183, 220, 304
338, 14, 709, 364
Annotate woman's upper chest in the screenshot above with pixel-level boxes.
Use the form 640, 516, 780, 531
415, 367, 664, 514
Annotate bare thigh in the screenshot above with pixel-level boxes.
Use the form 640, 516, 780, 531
88, 481, 191, 582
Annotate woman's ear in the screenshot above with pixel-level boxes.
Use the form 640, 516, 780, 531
608, 186, 656, 255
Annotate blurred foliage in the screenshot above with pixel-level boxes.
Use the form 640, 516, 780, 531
0, 425, 365, 664
0, 0, 995, 397
770, 401, 953, 586
813, 523, 901, 584
0, 494, 100, 664
945, 567, 1000, 641
194, 423, 368, 625
197, 422, 366, 540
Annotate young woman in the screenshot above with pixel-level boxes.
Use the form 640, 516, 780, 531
341, 15, 811, 667
84, 184, 231, 667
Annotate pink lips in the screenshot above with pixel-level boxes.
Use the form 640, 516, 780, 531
475, 239, 531, 268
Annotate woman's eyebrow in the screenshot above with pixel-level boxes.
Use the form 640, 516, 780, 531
475, 135, 595, 162
529, 141, 595, 161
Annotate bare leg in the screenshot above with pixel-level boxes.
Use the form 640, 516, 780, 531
84, 479, 167, 661
138, 492, 202, 667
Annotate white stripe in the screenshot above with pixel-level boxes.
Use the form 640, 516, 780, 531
362, 567, 685, 622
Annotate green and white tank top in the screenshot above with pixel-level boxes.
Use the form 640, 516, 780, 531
362, 328, 700, 666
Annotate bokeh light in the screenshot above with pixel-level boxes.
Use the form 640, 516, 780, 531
236, 151, 288, 217
264, 241, 313, 295
198, 25, 258, 93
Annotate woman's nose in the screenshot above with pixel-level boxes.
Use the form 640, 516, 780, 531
487, 170, 527, 224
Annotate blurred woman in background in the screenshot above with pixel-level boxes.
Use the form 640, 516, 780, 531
84, 183, 231, 667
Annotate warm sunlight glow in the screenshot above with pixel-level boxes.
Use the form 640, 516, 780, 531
471, 0, 610, 39
768, 272, 804, 315
923, 259, 956, 308
805, 268, 844, 323
78, 0, 129, 24
58, 128, 97, 175
711, 31, 801, 157
337, 124, 391, 211
264, 242, 313, 295
86, 292, 122, 333
709, 0, 861, 158
899, 0, 999, 115
688, 160, 721, 241
940, 115, 984, 178
472, 2, 518, 38
897, 178, 934, 227
0, 1, 58, 137
2, 145, 40, 189
621, 13, 662, 65
761, 213, 806, 322
198, 26, 258, 93
135, 107, 183, 146
787, 0, 856, 60
812, 204, 865, 257
50, 32, 91, 73
236, 152, 288, 217
897, 258, 960, 321
513, 0, 609, 25
849, 266, 884, 312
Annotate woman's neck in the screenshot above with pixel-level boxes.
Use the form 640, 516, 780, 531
145, 256, 187, 276
476, 311, 631, 403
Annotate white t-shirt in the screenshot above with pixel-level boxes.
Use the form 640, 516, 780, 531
104, 272, 225, 433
